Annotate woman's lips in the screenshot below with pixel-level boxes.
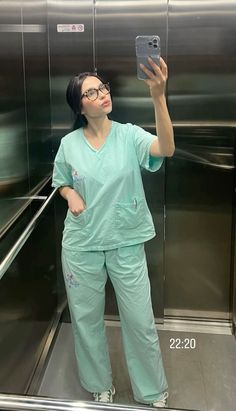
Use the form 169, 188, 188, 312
101, 100, 111, 108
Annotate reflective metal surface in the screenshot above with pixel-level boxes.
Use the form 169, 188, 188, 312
164, 0, 236, 324
0, 0, 28, 221
165, 126, 235, 320
0, 3, 53, 392
168, 0, 236, 123
96, 0, 167, 125
0, 2, 54, 390
22, 0, 51, 188
0, 187, 57, 280
48, 0, 94, 138
0, 393, 188, 411
0, 176, 50, 240
0, 183, 58, 394
233, 187, 236, 337
0, 0, 51, 233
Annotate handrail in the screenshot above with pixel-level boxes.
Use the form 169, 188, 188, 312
0, 175, 52, 240
0, 187, 58, 281
0, 393, 188, 411
172, 121, 236, 128
141, 121, 236, 129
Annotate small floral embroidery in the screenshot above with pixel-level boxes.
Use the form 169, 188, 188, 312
72, 169, 85, 182
72, 169, 78, 179
64, 271, 80, 288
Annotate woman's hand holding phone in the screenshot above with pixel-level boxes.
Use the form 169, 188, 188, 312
140, 56, 168, 99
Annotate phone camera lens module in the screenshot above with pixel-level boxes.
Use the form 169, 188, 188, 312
148, 41, 152, 46
153, 44, 158, 48
153, 38, 158, 43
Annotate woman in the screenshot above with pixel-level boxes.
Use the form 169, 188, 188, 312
52, 57, 174, 407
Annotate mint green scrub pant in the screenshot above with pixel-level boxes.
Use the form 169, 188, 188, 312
61, 243, 168, 404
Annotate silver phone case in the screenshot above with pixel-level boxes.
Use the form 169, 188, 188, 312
135, 35, 161, 80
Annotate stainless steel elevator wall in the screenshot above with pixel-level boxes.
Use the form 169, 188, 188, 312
0, 0, 51, 234
48, 0, 94, 141
22, 1, 51, 186
168, 0, 236, 123
0, 1, 28, 228
165, 0, 236, 321
0, 0, 57, 395
95, 0, 167, 125
165, 126, 234, 319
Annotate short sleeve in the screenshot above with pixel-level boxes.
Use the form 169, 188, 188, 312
52, 141, 73, 188
131, 124, 164, 172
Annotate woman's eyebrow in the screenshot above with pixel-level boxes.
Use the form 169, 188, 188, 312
84, 83, 103, 93
85, 87, 96, 92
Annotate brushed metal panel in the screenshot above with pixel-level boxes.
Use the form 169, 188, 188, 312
0, 0, 51, 232
96, 1, 167, 320
48, 0, 94, 138
22, 0, 51, 189
165, 126, 234, 320
0, 1, 56, 395
168, 0, 236, 122
0, 1, 28, 230
96, 0, 167, 125
233, 192, 236, 337
0, 186, 58, 394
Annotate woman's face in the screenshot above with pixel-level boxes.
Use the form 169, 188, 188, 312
80, 76, 112, 120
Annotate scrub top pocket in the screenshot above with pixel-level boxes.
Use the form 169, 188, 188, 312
68, 208, 91, 228
115, 198, 144, 229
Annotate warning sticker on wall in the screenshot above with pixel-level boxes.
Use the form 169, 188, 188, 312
57, 24, 84, 33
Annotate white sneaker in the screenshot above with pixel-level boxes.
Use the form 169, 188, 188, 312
152, 391, 168, 408
93, 385, 116, 403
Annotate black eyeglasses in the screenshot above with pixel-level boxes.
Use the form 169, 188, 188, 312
81, 83, 110, 101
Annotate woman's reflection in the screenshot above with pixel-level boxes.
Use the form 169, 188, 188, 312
52, 57, 174, 407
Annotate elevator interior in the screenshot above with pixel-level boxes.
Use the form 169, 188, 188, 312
0, 1, 236, 411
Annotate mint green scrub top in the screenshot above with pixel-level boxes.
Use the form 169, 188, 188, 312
52, 121, 164, 251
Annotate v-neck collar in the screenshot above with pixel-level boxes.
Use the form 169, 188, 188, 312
82, 121, 114, 153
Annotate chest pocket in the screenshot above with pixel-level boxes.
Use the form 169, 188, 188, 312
115, 197, 144, 229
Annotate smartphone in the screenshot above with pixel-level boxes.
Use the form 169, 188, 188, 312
135, 35, 161, 80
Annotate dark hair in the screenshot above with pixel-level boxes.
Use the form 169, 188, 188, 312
66, 72, 110, 130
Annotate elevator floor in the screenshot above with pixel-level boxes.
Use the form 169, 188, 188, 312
38, 322, 236, 411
